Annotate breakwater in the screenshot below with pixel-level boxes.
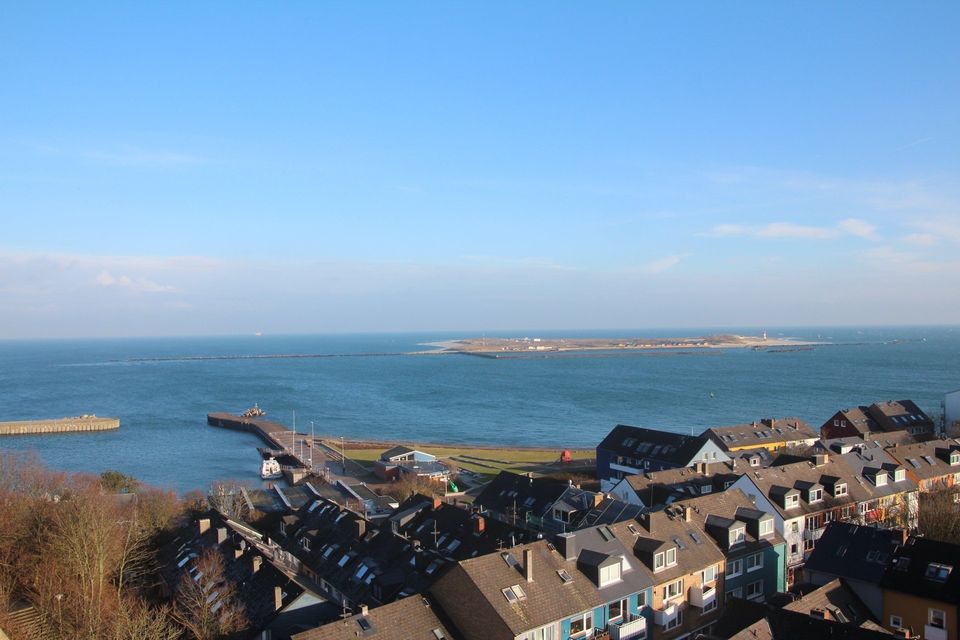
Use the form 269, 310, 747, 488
0, 416, 120, 436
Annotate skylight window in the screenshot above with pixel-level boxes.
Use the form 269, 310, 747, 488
926, 563, 953, 582
557, 569, 573, 584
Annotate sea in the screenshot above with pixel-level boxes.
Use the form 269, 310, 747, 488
0, 326, 957, 494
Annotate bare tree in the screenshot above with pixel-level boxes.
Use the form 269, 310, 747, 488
111, 597, 182, 640
918, 487, 960, 545
172, 549, 246, 640
207, 482, 250, 521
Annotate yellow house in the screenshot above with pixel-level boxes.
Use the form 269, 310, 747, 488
881, 537, 960, 640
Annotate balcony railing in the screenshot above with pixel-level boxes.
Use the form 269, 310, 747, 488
608, 614, 647, 640
653, 603, 678, 626
924, 625, 947, 640
689, 583, 716, 609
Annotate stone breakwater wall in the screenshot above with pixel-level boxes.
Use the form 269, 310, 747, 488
0, 416, 120, 436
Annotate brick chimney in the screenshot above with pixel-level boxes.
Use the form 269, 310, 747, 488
433, 497, 442, 510
252, 555, 262, 574
274, 585, 283, 611
684, 506, 693, 522
473, 515, 485, 534
360, 604, 369, 616
198, 518, 210, 535
523, 548, 534, 582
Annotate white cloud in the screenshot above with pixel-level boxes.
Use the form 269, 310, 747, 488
95, 270, 178, 293
904, 233, 938, 247
639, 255, 683, 274
703, 218, 878, 240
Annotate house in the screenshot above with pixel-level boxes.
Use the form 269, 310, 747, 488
782, 579, 887, 631
597, 424, 730, 491
473, 472, 571, 531
704, 417, 819, 453
618, 506, 727, 638
160, 513, 335, 639
675, 489, 787, 604
608, 461, 741, 508
880, 536, 960, 640
291, 596, 456, 640
730, 452, 916, 586
803, 521, 907, 620
885, 438, 960, 493
821, 400, 935, 440
374, 446, 450, 482
706, 597, 896, 640
815, 430, 917, 456
541, 484, 605, 534
431, 535, 653, 640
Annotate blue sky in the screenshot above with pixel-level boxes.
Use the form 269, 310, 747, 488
1, 2, 959, 337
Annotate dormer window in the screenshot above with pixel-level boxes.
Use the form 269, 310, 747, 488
785, 494, 799, 509
654, 547, 678, 572
280, 521, 286, 536
758, 519, 774, 537
833, 483, 847, 497
599, 562, 622, 587
300, 537, 311, 551
894, 469, 906, 482
729, 527, 746, 547
750, 457, 760, 467
808, 488, 823, 503
951, 452, 960, 466
874, 472, 888, 487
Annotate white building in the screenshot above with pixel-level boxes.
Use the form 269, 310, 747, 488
945, 388, 960, 436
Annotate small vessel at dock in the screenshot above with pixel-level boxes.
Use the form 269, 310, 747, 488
242, 403, 266, 418
260, 456, 282, 480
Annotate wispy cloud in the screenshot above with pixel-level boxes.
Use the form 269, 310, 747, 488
703, 218, 877, 240
638, 255, 683, 274
95, 270, 178, 293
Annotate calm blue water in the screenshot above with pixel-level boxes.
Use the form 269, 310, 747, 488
0, 327, 957, 493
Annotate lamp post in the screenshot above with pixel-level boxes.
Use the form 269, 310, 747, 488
340, 436, 346, 474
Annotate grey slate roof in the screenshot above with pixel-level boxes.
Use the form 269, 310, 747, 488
291, 595, 456, 640
804, 522, 905, 584
598, 424, 710, 465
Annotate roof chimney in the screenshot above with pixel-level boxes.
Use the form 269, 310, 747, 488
360, 604, 369, 616
355, 519, 366, 538
556, 533, 577, 561
473, 515, 485, 535
198, 518, 210, 535
252, 555, 262, 574
216, 527, 228, 544
433, 497, 442, 510
274, 585, 283, 611
523, 548, 534, 582
684, 506, 693, 522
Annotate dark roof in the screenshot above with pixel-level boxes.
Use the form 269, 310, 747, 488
784, 579, 879, 629
570, 497, 646, 529
705, 598, 895, 640
598, 424, 710, 465
291, 595, 456, 640
866, 400, 934, 432
886, 438, 960, 482
380, 445, 417, 460
804, 522, 904, 584
474, 472, 569, 522
880, 535, 960, 604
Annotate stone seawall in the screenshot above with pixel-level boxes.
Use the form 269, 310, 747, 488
0, 416, 120, 436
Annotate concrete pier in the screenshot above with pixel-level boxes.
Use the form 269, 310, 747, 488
207, 412, 323, 481
0, 416, 120, 436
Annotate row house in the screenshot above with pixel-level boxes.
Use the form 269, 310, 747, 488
622, 507, 727, 638
291, 595, 456, 640
821, 400, 935, 440
880, 536, 960, 640
597, 424, 730, 491
674, 489, 787, 605
885, 438, 960, 493
608, 461, 741, 509
431, 535, 654, 640
474, 471, 573, 531
730, 451, 917, 585
704, 417, 818, 454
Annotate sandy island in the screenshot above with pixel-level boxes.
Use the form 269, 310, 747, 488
418, 334, 822, 354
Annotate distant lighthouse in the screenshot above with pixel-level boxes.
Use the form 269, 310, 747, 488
762, 330, 767, 341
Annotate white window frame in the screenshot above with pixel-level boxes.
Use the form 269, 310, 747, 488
701, 565, 718, 584
894, 469, 905, 482
746, 580, 763, 601
809, 488, 823, 503
725, 558, 743, 578
608, 598, 628, 623
786, 494, 799, 509
599, 562, 621, 587
929, 608, 946, 629
663, 579, 683, 601
889, 615, 902, 629
663, 606, 683, 630
569, 612, 593, 638
758, 519, 774, 536
730, 527, 746, 546
746, 553, 763, 572
654, 552, 665, 571
834, 483, 847, 496
665, 547, 677, 567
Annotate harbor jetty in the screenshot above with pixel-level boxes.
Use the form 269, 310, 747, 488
207, 411, 326, 482
0, 415, 120, 436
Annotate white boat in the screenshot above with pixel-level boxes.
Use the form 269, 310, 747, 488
260, 456, 282, 480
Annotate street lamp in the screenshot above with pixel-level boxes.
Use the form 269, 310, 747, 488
340, 436, 346, 474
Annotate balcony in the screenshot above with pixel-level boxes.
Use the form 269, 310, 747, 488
608, 614, 647, 640
689, 583, 716, 609
924, 625, 947, 640
653, 603, 678, 626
